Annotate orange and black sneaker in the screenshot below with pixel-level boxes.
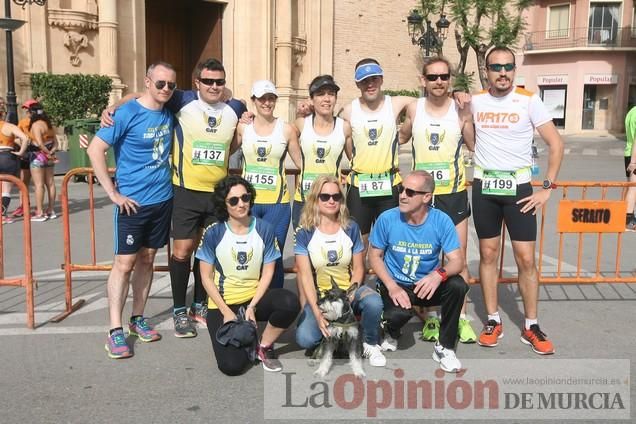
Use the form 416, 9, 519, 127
520, 324, 555, 355
478, 319, 503, 347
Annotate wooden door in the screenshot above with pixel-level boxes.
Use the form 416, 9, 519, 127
145, 0, 223, 90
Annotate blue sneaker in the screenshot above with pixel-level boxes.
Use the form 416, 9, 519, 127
105, 329, 133, 359
129, 317, 161, 342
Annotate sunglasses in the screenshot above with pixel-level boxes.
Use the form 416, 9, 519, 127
198, 78, 226, 87
397, 184, 429, 197
425, 73, 451, 82
318, 192, 343, 202
226, 193, 252, 206
487, 63, 515, 72
149, 78, 177, 91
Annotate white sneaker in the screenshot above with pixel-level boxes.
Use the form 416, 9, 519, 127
432, 343, 462, 373
380, 336, 398, 352
362, 342, 386, 367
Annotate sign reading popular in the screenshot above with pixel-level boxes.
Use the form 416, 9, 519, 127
557, 200, 626, 233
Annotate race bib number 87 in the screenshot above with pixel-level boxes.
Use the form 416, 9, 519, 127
358, 173, 392, 197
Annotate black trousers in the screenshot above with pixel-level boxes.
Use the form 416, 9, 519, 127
206, 288, 300, 376
377, 275, 468, 349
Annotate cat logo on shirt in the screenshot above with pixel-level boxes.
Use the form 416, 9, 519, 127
254, 142, 272, 162
322, 245, 343, 267
232, 247, 254, 270
314, 141, 331, 164
426, 128, 445, 151
205, 112, 222, 133
364, 124, 383, 146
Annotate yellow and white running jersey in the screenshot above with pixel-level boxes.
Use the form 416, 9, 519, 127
168, 91, 244, 192
348, 95, 401, 187
241, 118, 290, 204
412, 98, 465, 194
196, 218, 281, 308
294, 115, 346, 202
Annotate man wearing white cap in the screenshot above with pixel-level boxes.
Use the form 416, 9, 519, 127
340, 58, 415, 247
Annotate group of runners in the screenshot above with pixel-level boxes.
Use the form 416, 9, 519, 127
87, 47, 566, 375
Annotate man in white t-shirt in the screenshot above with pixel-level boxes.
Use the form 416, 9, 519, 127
463, 47, 564, 355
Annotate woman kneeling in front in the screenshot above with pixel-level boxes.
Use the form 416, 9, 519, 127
196, 175, 300, 375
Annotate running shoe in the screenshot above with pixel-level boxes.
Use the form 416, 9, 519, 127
104, 329, 133, 359
257, 344, 283, 372
188, 303, 208, 327
173, 312, 197, 338
520, 324, 555, 355
433, 343, 462, 373
30, 214, 48, 222
362, 343, 387, 367
626, 219, 636, 232
47, 211, 58, 220
2, 216, 14, 224
380, 335, 398, 352
10, 206, 23, 218
478, 320, 504, 347
458, 318, 477, 343
128, 316, 162, 342
421, 316, 440, 342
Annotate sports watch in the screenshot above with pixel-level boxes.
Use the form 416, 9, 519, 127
542, 179, 557, 190
435, 267, 448, 282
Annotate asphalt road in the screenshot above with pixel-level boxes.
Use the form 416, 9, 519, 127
0, 134, 634, 423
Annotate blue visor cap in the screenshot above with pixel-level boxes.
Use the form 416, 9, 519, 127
354, 63, 384, 82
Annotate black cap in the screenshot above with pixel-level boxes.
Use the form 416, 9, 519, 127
309, 76, 340, 96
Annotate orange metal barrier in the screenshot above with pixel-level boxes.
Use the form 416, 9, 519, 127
486, 180, 636, 284
56, 168, 636, 323
0, 175, 34, 328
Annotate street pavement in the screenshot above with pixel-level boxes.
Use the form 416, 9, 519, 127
0, 134, 634, 423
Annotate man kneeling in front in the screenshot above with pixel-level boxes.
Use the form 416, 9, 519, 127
369, 170, 469, 372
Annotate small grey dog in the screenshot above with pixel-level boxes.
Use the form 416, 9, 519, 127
313, 279, 364, 378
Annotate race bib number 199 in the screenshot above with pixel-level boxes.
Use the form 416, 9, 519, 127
481, 170, 517, 196
192, 141, 225, 166
244, 165, 278, 191
358, 173, 392, 197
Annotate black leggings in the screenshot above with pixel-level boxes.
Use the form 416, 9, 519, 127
206, 288, 300, 376
378, 275, 468, 349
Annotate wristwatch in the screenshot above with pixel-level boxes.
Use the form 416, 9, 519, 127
542, 179, 557, 190
435, 267, 448, 282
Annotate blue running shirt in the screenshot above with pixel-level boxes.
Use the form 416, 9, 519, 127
369, 207, 459, 286
96, 100, 173, 205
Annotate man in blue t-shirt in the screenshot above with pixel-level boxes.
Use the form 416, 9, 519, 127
102, 59, 248, 338
369, 170, 469, 373
88, 61, 176, 360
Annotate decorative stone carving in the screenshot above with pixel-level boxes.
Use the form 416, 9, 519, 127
48, 7, 98, 66
292, 35, 307, 66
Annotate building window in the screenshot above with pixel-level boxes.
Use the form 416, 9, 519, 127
547, 4, 570, 38
588, 2, 621, 44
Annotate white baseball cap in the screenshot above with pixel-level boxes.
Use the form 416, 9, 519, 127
251, 80, 278, 98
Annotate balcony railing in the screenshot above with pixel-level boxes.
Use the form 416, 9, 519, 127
524, 26, 636, 51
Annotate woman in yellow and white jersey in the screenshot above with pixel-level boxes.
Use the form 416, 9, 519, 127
291, 75, 350, 230
236, 80, 301, 289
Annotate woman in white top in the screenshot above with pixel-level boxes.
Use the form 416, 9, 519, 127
234, 80, 301, 289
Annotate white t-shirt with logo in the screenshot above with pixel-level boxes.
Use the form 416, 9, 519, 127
472, 87, 551, 183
